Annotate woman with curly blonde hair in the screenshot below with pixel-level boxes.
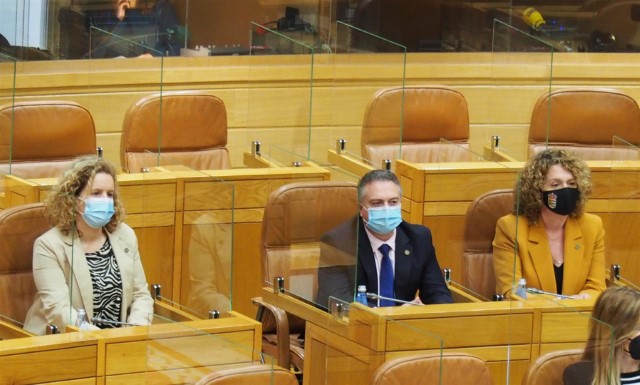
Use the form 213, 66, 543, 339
492, 148, 606, 299
564, 286, 640, 385
24, 156, 153, 335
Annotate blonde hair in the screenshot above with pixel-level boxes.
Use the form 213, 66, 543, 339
514, 148, 592, 224
584, 286, 640, 385
46, 156, 123, 235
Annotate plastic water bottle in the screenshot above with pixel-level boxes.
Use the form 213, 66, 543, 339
515, 278, 528, 299
75, 309, 87, 328
356, 285, 368, 306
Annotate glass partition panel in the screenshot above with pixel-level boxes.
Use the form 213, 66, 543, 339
5, 32, 164, 179
317, 22, 406, 170
259, 144, 313, 169
67, 217, 82, 332
259, 152, 360, 311
317, 297, 446, 385
606, 137, 640, 290
181, 174, 235, 318
0, 52, 16, 177
245, 22, 314, 163
428, 142, 519, 302
0, 191, 50, 337
3, 1, 640, 58
89, 25, 163, 59
145, 314, 273, 384
611, 135, 640, 162
483, 20, 555, 162
136, 154, 234, 320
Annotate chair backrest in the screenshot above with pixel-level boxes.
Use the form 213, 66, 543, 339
261, 181, 358, 303
194, 365, 298, 385
528, 88, 640, 160
361, 85, 472, 167
0, 203, 49, 324
0, 101, 97, 179
522, 349, 584, 385
462, 189, 514, 299
371, 353, 493, 385
120, 92, 231, 172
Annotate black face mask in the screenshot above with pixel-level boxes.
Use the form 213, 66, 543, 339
542, 187, 580, 216
626, 336, 640, 360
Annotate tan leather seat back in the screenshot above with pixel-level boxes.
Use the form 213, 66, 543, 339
261, 181, 358, 304
121, 92, 231, 172
522, 349, 583, 385
462, 189, 514, 299
362, 86, 471, 167
371, 353, 493, 385
0, 203, 49, 324
529, 88, 640, 160
0, 101, 97, 179
194, 365, 298, 385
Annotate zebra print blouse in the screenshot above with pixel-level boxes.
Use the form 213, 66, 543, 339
85, 238, 123, 329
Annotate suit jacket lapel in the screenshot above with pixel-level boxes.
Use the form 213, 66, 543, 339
562, 217, 584, 294
357, 218, 379, 294
394, 226, 413, 298
107, 229, 132, 322
62, 232, 93, 317
527, 221, 556, 292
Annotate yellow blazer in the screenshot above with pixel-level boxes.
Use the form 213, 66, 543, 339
492, 213, 606, 298
24, 223, 154, 335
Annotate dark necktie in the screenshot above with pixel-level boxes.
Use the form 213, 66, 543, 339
378, 244, 395, 307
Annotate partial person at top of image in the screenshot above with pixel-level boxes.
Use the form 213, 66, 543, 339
564, 286, 640, 385
316, 169, 453, 309
23, 155, 154, 335
89, 0, 181, 58
493, 147, 606, 299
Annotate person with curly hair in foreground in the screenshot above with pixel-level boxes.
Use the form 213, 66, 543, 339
492, 148, 606, 299
24, 156, 153, 334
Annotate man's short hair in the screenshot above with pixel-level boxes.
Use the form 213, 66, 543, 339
357, 169, 401, 202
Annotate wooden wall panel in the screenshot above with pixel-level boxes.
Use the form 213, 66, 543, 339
3, 53, 639, 171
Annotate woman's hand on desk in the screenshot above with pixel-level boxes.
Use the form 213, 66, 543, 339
401, 297, 424, 306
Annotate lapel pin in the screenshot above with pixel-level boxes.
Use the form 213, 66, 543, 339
575, 244, 580, 250
404, 249, 410, 255
125, 248, 129, 253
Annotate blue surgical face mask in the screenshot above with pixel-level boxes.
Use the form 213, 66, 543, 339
81, 197, 115, 229
364, 206, 402, 234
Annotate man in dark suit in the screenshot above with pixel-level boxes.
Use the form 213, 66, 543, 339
316, 169, 453, 309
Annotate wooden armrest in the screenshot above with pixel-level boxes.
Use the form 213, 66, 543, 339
252, 296, 291, 369
154, 300, 202, 322
0, 320, 33, 340
448, 281, 485, 303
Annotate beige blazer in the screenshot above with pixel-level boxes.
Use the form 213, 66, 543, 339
24, 223, 154, 335
493, 213, 606, 298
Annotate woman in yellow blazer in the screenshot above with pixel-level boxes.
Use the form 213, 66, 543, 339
493, 148, 606, 299
24, 156, 153, 335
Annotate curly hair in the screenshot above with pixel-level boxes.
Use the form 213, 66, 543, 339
583, 286, 640, 385
514, 148, 592, 223
46, 156, 124, 235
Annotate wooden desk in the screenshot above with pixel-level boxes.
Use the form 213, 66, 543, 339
1, 165, 330, 317
396, 159, 640, 284
261, 288, 593, 385
0, 311, 262, 385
